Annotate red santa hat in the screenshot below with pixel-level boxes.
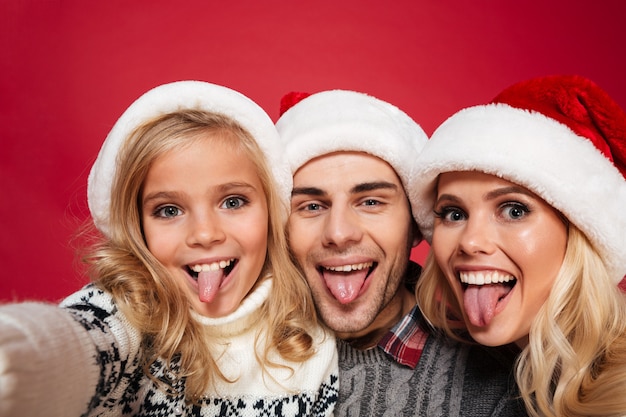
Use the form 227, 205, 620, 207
411, 75, 626, 282
88, 81, 291, 237
276, 89, 428, 217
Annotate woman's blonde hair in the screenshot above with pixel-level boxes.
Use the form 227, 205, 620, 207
81, 109, 319, 401
417, 224, 626, 417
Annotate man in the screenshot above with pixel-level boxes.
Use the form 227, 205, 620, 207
276, 90, 526, 417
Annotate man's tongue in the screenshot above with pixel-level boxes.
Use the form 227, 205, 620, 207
463, 283, 511, 327
198, 270, 224, 303
324, 269, 368, 304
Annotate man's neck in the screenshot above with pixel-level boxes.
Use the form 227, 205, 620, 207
338, 287, 416, 350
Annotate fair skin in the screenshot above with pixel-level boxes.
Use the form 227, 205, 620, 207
288, 151, 418, 345
141, 133, 269, 318
432, 171, 568, 347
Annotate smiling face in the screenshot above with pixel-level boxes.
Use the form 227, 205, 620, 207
141, 132, 268, 318
432, 171, 568, 347
288, 151, 418, 338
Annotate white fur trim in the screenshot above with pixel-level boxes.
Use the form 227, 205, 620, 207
88, 81, 290, 236
276, 90, 427, 216
411, 103, 626, 282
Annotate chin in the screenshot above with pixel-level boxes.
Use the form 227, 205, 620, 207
468, 327, 516, 347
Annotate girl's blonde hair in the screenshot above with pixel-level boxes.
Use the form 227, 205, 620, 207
81, 109, 319, 401
417, 224, 626, 417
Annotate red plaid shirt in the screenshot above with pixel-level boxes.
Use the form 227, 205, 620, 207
377, 305, 429, 369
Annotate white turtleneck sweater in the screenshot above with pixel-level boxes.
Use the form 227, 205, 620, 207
0, 279, 338, 417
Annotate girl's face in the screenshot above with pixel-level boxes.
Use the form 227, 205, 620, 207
141, 133, 269, 318
432, 171, 567, 347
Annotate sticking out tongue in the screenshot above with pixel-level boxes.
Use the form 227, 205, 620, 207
324, 269, 368, 304
198, 270, 224, 303
463, 283, 512, 327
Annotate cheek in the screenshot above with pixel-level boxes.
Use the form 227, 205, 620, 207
146, 226, 168, 244
371, 211, 414, 249
287, 219, 313, 257
515, 225, 567, 275
251, 225, 269, 254
142, 224, 158, 252
144, 235, 172, 265
511, 225, 567, 313
141, 221, 177, 262
242, 211, 270, 251
431, 229, 455, 267
431, 232, 461, 296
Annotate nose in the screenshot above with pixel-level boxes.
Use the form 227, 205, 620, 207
457, 215, 496, 255
186, 211, 226, 247
322, 205, 363, 248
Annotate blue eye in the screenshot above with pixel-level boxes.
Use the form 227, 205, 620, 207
221, 197, 247, 209
434, 207, 466, 222
502, 203, 529, 220
154, 205, 182, 218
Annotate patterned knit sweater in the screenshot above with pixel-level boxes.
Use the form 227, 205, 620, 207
0, 279, 338, 417
336, 326, 527, 417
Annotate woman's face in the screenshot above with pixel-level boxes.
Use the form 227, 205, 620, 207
432, 171, 568, 347
141, 134, 269, 318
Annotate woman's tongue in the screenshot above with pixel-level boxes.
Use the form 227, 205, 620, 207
324, 269, 368, 304
463, 283, 510, 327
198, 270, 224, 303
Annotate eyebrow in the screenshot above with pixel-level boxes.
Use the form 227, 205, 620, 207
291, 186, 325, 197
485, 185, 536, 200
142, 191, 181, 206
351, 181, 398, 194
142, 182, 258, 205
437, 185, 536, 204
291, 181, 399, 197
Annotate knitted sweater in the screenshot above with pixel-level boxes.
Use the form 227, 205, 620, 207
336, 325, 527, 417
0, 279, 338, 417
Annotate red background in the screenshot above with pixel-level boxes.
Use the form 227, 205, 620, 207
2, 1, 626, 302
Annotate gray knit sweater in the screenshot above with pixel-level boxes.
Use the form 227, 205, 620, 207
335, 332, 527, 417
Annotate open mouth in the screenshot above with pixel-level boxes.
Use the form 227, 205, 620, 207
459, 270, 514, 286
459, 271, 517, 327
186, 258, 237, 280
317, 261, 377, 304
318, 262, 376, 274
186, 258, 238, 303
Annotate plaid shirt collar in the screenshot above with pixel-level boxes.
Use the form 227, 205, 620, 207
377, 304, 429, 369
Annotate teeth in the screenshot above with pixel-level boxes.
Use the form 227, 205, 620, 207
325, 262, 373, 272
459, 271, 514, 285
190, 259, 234, 273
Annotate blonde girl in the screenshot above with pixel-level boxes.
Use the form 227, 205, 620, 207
0, 81, 337, 417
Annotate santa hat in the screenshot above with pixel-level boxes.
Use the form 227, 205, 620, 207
88, 80, 291, 237
275, 90, 428, 218
411, 75, 626, 282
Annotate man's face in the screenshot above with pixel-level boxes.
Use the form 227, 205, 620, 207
288, 151, 418, 335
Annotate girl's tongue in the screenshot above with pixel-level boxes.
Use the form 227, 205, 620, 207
198, 270, 224, 303
463, 283, 512, 327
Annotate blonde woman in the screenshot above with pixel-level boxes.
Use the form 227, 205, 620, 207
0, 81, 337, 417
413, 75, 626, 417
